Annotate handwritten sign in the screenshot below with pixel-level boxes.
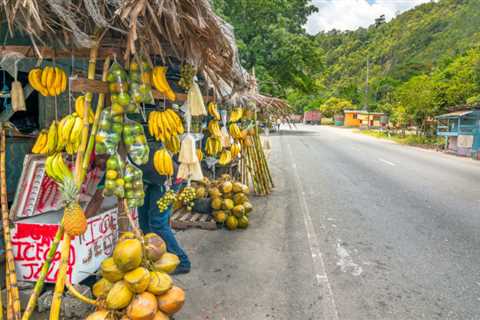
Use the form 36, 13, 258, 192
10, 154, 103, 220
12, 208, 119, 284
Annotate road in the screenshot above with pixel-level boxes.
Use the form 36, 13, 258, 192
177, 125, 480, 320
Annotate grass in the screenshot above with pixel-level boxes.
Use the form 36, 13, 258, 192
357, 130, 443, 149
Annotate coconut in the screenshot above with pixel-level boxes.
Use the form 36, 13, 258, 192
225, 216, 238, 230
113, 239, 143, 272
233, 193, 246, 205
223, 193, 233, 200
152, 311, 169, 320
148, 271, 173, 295
195, 187, 206, 198
221, 181, 233, 194
232, 182, 243, 193
211, 198, 223, 210
119, 231, 136, 242
144, 233, 166, 262
85, 310, 110, 320
241, 184, 249, 195
92, 278, 113, 298
124, 267, 151, 293
127, 292, 158, 320
222, 199, 234, 211
232, 205, 245, 218
213, 211, 227, 223
101, 257, 124, 282
208, 187, 222, 198
153, 253, 180, 274
243, 202, 253, 214
106, 280, 134, 310
238, 215, 249, 229
157, 286, 185, 316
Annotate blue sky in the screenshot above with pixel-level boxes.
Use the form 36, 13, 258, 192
306, 0, 434, 34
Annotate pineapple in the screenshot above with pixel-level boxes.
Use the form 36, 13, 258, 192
61, 177, 87, 237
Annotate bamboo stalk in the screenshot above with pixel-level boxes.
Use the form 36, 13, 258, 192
49, 234, 71, 320
21, 224, 64, 320
0, 126, 21, 320
79, 56, 111, 183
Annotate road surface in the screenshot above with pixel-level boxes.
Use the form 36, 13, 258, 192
177, 125, 480, 319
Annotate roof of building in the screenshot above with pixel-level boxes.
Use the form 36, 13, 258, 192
344, 110, 384, 115
436, 110, 480, 119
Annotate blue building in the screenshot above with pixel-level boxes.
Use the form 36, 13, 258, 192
436, 109, 480, 158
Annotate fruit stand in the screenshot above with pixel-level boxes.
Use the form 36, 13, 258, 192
0, 1, 286, 319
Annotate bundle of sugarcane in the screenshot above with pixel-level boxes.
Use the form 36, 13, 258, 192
240, 129, 274, 196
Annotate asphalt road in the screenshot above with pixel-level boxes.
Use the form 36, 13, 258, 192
177, 125, 480, 320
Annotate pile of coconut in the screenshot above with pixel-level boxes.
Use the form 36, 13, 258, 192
86, 232, 185, 320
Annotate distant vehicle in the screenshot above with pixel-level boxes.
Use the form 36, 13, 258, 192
304, 110, 322, 125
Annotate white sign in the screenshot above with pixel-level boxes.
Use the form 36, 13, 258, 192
458, 135, 473, 148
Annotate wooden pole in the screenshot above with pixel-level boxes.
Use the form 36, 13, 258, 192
1, 126, 21, 320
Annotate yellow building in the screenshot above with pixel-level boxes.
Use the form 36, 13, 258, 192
344, 110, 385, 128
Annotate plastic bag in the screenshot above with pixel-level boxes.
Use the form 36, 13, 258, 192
107, 61, 131, 116
123, 118, 149, 165
95, 109, 123, 155
129, 58, 154, 106
103, 153, 125, 198
124, 163, 145, 208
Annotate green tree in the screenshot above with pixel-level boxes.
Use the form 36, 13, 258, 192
320, 97, 356, 118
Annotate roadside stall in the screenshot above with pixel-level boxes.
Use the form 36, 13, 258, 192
0, 0, 250, 319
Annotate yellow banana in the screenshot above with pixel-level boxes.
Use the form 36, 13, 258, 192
29, 68, 49, 96
208, 102, 221, 121
197, 148, 203, 161
70, 116, 83, 144
153, 67, 176, 101
60, 70, 67, 92
53, 67, 63, 96
47, 121, 58, 154
60, 115, 76, 142
41, 67, 49, 88
32, 131, 48, 154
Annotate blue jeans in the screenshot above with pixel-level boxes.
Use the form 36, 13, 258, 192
138, 184, 191, 268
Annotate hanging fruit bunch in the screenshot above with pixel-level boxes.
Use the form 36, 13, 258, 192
178, 64, 196, 90
152, 66, 176, 101
208, 175, 252, 231
124, 164, 145, 209
28, 66, 67, 97
153, 148, 174, 177
148, 108, 184, 143
157, 190, 177, 213
177, 186, 196, 212
95, 109, 122, 155
123, 119, 149, 165
207, 102, 221, 121
107, 62, 131, 116
218, 149, 232, 166
129, 58, 155, 108
205, 136, 222, 157
103, 154, 125, 198
86, 233, 186, 319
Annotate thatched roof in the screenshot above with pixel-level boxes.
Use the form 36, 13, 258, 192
1, 0, 247, 93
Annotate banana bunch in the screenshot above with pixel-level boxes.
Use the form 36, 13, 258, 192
208, 120, 222, 137
152, 66, 176, 101
229, 123, 242, 140
75, 96, 94, 124
218, 150, 232, 166
28, 66, 67, 97
45, 153, 73, 183
231, 143, 241, 159
153, 148, 174, 176
165, 134, 181, 154
197, 148, 203, 161
205, 137, 222, 156
229, 107, 243, 122
148, 109, 184, 143
208, 102, 221, 120
31, 130, 49, 154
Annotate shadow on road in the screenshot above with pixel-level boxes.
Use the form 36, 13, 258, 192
269, 129, 321, 136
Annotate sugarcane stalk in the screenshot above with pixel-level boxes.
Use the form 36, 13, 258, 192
252, 136, 271, 193
254, 133, 273, 188
5, 269, 12, 320
49, 234, 70, 320
21, 224, 64, 320
0, 126, 21, 320
0, 271, 3, 320
80, 56, 111, 183
65, 279, 97, 306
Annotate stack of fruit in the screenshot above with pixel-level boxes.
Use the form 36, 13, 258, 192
86, 232, 185, 320
124, 164, 145, 209
103, 155, 125, 198
207, 175, 252, 230
123, 120, 149, 165
129, 59, 155, 106
28, 66, 67, 97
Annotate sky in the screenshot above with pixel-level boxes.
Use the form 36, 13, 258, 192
306, 0, 434, 34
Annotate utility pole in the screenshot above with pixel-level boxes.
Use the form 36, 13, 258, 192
365, 56, 370, 129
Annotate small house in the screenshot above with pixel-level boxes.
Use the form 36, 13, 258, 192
344, 110, 385, 128
436, 109, 480, 158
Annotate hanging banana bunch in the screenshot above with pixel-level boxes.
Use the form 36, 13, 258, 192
164, 134, 181, 154
148, 109, 184, 142
208, 120, 222, 137
229, 123, 243, 140
229, 107, 244, 122
231, 143, 241, 159
75, 96, 94, 124
218, 150, 232, 166
208, 102, 221, 121
153, 148, 174, 176
28, 66, 67, 97
44, 153, 74, 183
205, 136, 222, 157
152, 66, 176, 101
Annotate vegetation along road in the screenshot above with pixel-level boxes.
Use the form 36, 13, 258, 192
178, 125, 480, 319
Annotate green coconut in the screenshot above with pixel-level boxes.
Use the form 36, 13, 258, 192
113, 239, 143, 272
124, 267, 151, 293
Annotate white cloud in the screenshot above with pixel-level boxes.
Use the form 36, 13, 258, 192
306, 0, 434, 34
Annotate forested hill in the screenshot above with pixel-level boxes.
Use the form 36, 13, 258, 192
315, 0, 480, 112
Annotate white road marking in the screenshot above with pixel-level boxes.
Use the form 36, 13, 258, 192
287, 143, 340, 320
378, 158, 396, 166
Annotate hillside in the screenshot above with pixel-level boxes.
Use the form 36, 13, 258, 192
315, 0, 480, 110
